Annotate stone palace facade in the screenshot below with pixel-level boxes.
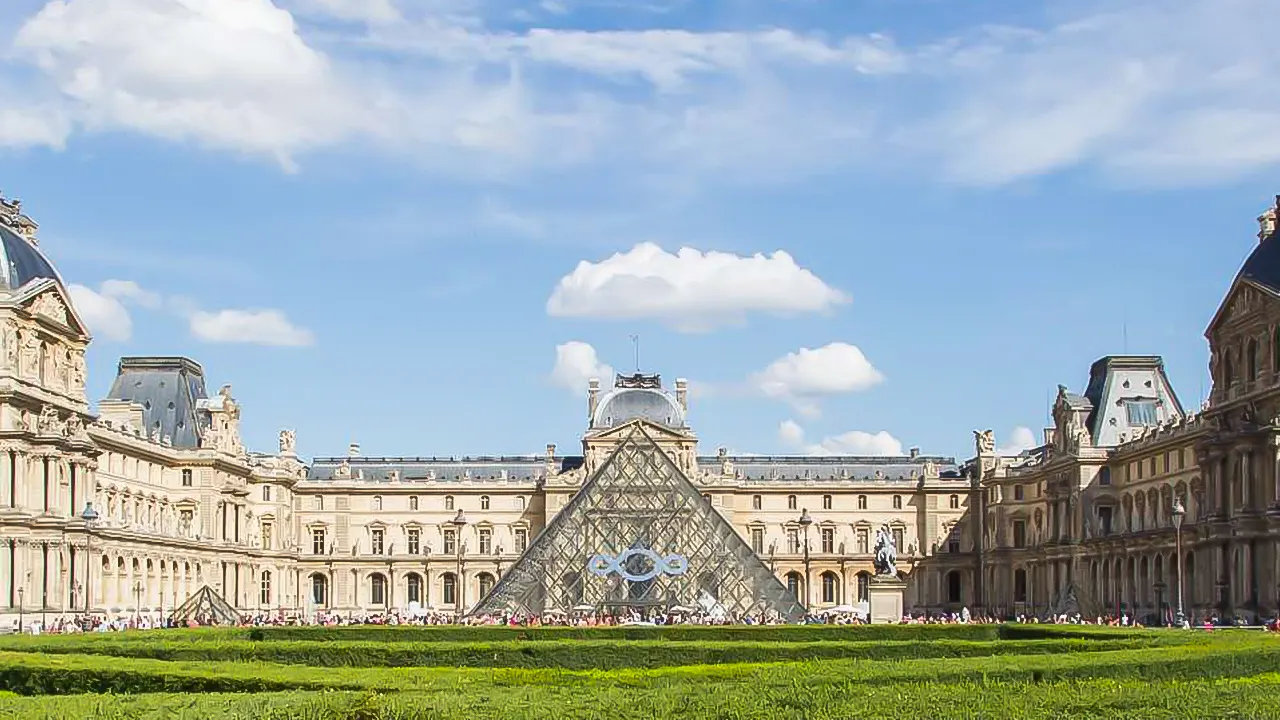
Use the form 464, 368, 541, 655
0, 193, 1276, 624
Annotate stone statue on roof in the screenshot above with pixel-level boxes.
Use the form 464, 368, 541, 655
974, 429, 995, 454
279, 428, 296, 456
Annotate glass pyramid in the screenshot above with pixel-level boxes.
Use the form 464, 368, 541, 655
472, 425, 805, 622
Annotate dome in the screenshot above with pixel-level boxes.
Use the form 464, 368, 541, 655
0, 223, 60, 292
593, 387, 686, 429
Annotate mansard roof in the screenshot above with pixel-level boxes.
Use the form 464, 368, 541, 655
104, 356, 210, 448
305, 452, 961, 482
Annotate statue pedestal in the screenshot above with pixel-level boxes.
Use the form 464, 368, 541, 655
868, 575, 906, 624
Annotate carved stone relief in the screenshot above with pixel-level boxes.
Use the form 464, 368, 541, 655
30, 291, 68, 325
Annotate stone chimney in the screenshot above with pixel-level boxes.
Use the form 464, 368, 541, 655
348, 442, 360, 457
1044, 428, 1056, 446
1259, 195, 1280, 242
587, 378, 600, 424
909, 447, 920, 459
675, 378, 688, 411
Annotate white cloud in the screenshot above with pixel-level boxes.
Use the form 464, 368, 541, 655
550, 340, 613, 394
752, 342, 883, 417
546, 242, 848, 332
188, 309, 314, 346
99, 279, 161, 308
67, 282, 133, 341
1, 0, 1277, 185
997, 426, 1039, 456
778, 419, 904, 456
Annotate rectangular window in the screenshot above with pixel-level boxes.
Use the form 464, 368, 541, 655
261, 522, 272, 550
822, 495, 832, 510
514, 528, 527, 552
479, 528, 492, 555
856, 529, 869, 554
1012, 520, 1026, 548
1099, 506, 1113, 536
892, 528, 904, 554
371, 529, 384, 555
181, 469, 192, 487
312, 528, 326, 555
1014, 484, 1024, 501
263, 486, 271, 502
787, 529, 800, 554
409, 496, 419, 511
443, 529, 457, 555
948, 539, 960, 554
1125, 400, 1159, 426
751, 528, 764, 553
821, 527, 834, 553
408, 528, 420, 555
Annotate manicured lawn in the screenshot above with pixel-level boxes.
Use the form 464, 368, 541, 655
0, 624, 1271, 718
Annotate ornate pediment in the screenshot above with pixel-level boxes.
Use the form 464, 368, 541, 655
587, 418, 692, 444
29, 290, 69, 326
1209, 280, 1278, 334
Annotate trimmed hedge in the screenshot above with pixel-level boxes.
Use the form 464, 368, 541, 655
0, 636, 1181, 669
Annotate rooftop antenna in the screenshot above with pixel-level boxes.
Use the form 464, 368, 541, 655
1122, 322, 1129, 354
629, 334, 640, 372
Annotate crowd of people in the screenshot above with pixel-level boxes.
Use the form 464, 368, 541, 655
10, 606, 1280, 634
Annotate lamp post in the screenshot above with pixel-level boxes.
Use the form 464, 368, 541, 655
16, 586, 24, 633
132, 580, 143, 621
449, 509, 467, 616
1172, 498, 1186, 628
81, 503, 99, 615
798, 508, 813, 610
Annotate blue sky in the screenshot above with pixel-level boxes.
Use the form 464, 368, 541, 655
0, 0, 1276, 461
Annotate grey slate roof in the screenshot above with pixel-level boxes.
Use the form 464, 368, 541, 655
104, 357, 210, 448
306, 453, 961, 482
1241, 207, 1280, 293
0, 223, 61, 292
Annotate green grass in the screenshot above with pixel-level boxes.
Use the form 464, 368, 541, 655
0, 624, 1272, 718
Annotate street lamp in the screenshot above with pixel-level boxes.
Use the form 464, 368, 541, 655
132, 580, 144, 621
798, 508, 813, 610
16, 586, 23, 633
81, 502, 99, 615
449, 509, 468, 616
1172, 498, 1186, 627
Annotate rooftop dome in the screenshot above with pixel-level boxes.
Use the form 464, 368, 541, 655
0, 222, 60, 292
592, 385, 686, 429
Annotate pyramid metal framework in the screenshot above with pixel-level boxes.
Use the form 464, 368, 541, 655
472, 425, 806, 621
169, 585, 240, 626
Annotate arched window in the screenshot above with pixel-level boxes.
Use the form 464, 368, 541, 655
752, 495, 762, 510
821, 572, 839, 604
442, 573, 458, 606
260, 570, 272, 606
787, 495, 797, 510
785, 571, 802, 601
857, 495, 867, 510
407, 573, 423, 605
445, 496, 455, 511
949, 494, 960, 509
478, 572, 495, 598
370, 573, 387, 606
946, 570, 962, 604
892, 495, 902, 509
856, 571, 870, 603
1225, 349, 1236, 386
480, 495, 490, 510
311, 574, 328, 606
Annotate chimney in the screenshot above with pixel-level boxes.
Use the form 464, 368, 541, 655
1044, 428, 1056, 446
348, 442, 360, 457
587, 378, 601, 425
1259, 195, 1280, 242
675, 378, 688, 411
909, 447, 920, 459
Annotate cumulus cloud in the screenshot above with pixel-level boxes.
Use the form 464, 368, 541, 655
778, 419, 904, 456
997, 426, 1040, 456
550, 340, 614, 394
188, 309, 314, 347
546, 242, 848, 332
67, 282, 134, 341
3, 0, 1277, 185
751, 342, 883, 417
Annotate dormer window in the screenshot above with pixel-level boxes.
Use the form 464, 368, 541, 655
1125, 400, 1158, 426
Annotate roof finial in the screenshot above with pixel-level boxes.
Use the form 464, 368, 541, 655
1258, 195, 1280, 243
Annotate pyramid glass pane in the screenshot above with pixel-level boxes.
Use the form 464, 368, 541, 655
472, 426, 805, 622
